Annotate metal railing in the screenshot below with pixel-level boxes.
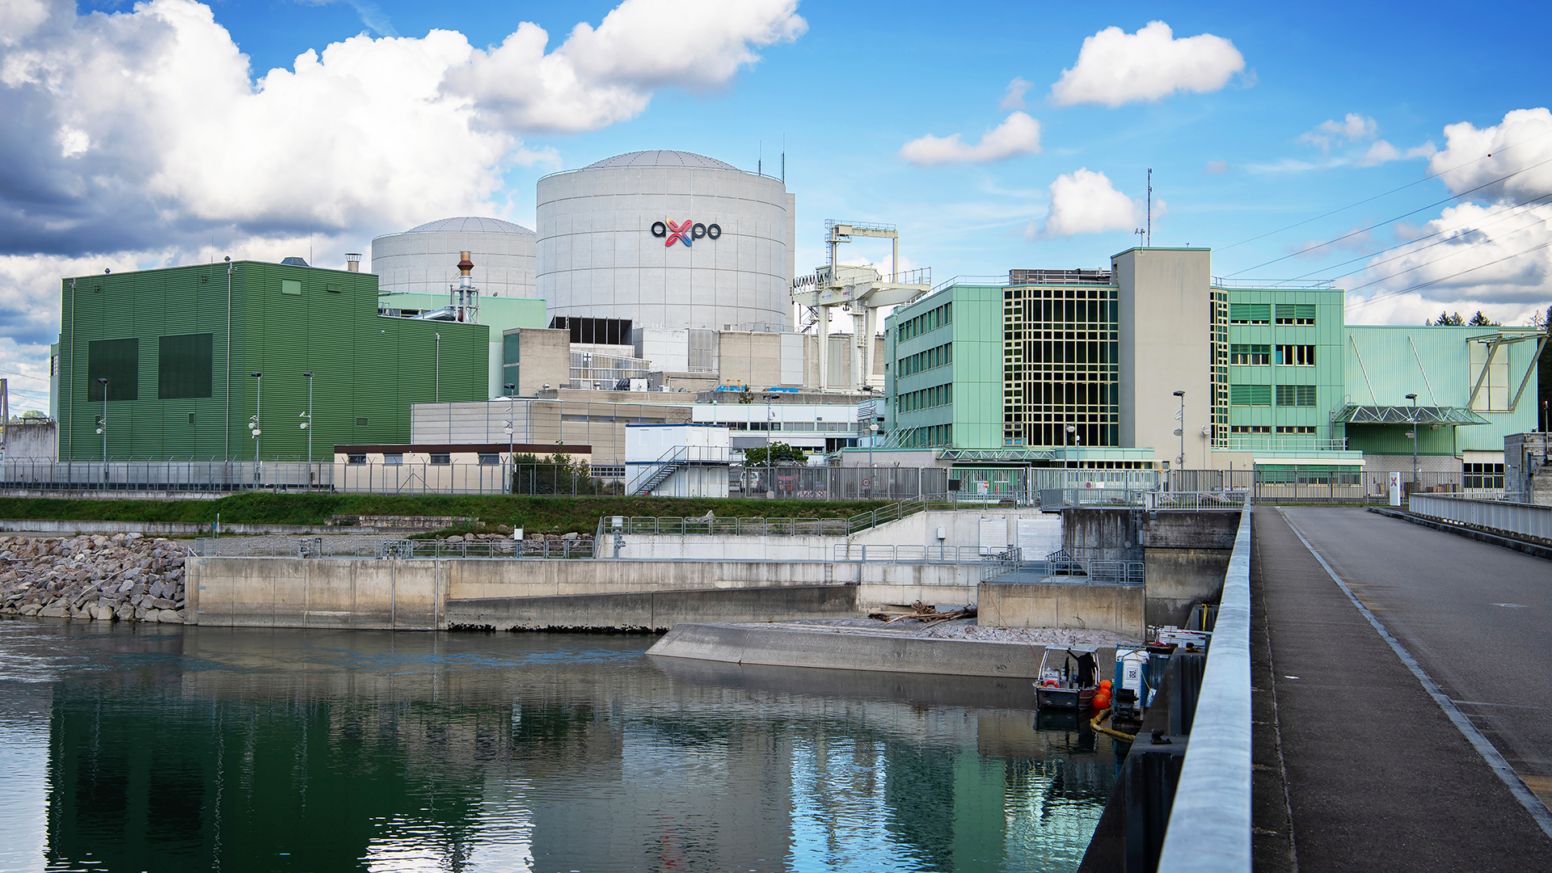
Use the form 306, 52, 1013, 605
1039, 489, 1248, 510
1408, 494, 1552, 543
593, 496, 964, 544
1156, 500, 1253, 872
193, 537, 595, 559
832, 543, 1010, 563
1216, 437, 1348, 452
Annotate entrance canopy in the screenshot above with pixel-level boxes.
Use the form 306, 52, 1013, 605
1330, 404, 1491, 426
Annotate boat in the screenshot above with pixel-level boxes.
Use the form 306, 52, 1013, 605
1033, 647, 1099, 710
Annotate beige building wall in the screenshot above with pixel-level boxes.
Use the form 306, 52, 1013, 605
512, 328, 571, 395
1114, 248, 1213, 469
716, 331, 786, 389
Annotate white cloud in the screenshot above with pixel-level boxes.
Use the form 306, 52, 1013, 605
1428, 107, 1552, 202
1204, 159, 1229, 175
999, 76, 1032, 111
1299, 113, 1378, 152
1028, 168, 1152, 238
1356, 139, 1436, 167
899, 112, 1042, 167
1049, 21, 1245, 108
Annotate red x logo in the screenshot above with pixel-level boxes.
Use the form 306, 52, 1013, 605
665, 219, 693, 247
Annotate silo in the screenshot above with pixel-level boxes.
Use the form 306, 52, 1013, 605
536, 150, 794, 333
371, 217, 536, 298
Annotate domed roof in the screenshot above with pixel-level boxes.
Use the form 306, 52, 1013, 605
402, 217, 534, 235
583, 150, 740, 171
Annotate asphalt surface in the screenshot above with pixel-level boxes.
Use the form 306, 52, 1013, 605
1254, 507, 1552, 871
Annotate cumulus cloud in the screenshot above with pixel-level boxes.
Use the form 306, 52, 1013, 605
1357, 139, 1436, 167
1295, 113, 1433, 167
1299, 113, 1378, 152
1000, 77, 1032, 111
1049, 21, 1245, 108
1347, 200, 1552, 325
899, 112, 1042, 167
1027, 168, 1155, 238
1428, 107, 1552, 202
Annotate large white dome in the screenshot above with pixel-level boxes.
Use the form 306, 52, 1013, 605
372, 216, 536, 299
582, 150, 740, 171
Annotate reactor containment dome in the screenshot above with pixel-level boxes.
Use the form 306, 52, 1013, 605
372, 216, 536, 299
536, 150, 795, 334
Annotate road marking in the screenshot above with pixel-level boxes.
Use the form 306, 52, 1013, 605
1279, 508, 1552, 841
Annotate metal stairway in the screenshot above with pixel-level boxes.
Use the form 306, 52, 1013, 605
629, 446, 689, 496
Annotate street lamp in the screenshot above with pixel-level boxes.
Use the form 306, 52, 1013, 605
1173, 390, 1186, 488
300, 371, 313, 481
1406, 392, 1419, 493
96, 377, 108, 465
869, 422, 879, 470
503, 383, 516, 494
249, 372, 262, 489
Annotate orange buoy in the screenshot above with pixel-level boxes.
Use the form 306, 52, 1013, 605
1092, 692, 1111, 710
1099, 679, 1113, 691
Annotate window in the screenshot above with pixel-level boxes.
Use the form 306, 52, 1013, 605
384, 453, 403, 466
430, 453, 451, 465
347, 454, 366, 465
188, 413, 195, 425
281, 279, 302, 295
1230, 384, 1271, 406
1277, 425, 1317, 434
1463, 462, 1504, 489
325, 283, 343, 293
1229, 303, 1270, 324
87, 338, 138, 401
1275, 385, 1317, 407
1231, 344, 1270, 365
356, 417, 369, 426
478, 453, 500, 465
1276, 304, 1316, 325
158, 333, 213, 399
1276, 344, 1316, 366
1231, 425, 1270, 434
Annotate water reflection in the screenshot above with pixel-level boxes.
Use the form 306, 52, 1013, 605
0, 620, 1115, 872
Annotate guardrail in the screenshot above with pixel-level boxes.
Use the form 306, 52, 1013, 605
830, 543, 1007, 564
1039, 489, 1249, 510
192, 537, 594, 559
1155, 499, 1253, 871
1409, 494, 1552, 542
593, 496, 957, 543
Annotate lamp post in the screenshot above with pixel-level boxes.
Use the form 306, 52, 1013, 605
96, 377, 108, 466
249, 372, 262, 489
1406, 392, 1419, 494
1173, 390, 1186, 489
300, 371, 313, 483
869, 422, 879, 470
504, 383, 516, 494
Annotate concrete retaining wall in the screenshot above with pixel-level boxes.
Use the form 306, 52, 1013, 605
191, 556, 444, 629
1144, 548, 1231, 626
648, 621, 1116, 680
0, 519, 394, 536
447, 585, 859, 631
977, 581, 1145, 639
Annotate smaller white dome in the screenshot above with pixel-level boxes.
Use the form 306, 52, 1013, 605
402, 217, 534, 235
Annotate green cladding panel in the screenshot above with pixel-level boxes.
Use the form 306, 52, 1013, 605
56, 262, 489, 460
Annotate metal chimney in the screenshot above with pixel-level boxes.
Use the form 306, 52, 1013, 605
345, 253, 361, 272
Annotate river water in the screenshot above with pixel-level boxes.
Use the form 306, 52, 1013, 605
0, 619, 1116, 873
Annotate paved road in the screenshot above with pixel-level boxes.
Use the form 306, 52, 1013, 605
1282, 506, 1552, 808
1252, 507, 1552, 872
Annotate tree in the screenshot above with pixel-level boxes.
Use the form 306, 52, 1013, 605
1430, 311, 1465, 326
743, 441, 807, 466
1467, 310, 1500, 326
736, 386, 754, 404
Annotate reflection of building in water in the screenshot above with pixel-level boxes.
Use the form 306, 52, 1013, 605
39, 631, 1115, 872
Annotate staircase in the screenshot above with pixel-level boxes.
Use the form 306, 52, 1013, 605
629, 446, 690, 496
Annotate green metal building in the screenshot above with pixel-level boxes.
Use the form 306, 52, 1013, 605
881, 248, 1545, 480
55, 261, 489, 462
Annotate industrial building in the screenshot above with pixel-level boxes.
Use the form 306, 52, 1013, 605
372, 216, 537, 299
51, 258, 488, 462
878, 247, 1546, 485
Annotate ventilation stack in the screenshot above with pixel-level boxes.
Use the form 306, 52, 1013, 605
450, 251, 480, 323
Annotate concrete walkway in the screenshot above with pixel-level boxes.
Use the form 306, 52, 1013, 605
1252, 507, 1552, 872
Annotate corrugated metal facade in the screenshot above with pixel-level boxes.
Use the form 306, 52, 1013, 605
57, 262, 488, 460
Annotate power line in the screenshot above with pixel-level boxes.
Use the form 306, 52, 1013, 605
1347, 237, 1552, 309
1342, 206, 1552, 293
1225, 155, 1552, 277
1218, 126, 1552, 253
1279, 191, 1552, 283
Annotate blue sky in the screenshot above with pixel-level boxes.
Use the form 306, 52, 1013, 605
1, 0, 1549, 411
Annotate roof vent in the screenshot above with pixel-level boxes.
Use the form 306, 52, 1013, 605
281, 256, 309, 267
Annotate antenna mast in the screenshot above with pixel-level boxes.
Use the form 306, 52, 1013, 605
1146, 168, 1153, 246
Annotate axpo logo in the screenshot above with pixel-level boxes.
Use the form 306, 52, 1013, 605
650, 219, 722, 247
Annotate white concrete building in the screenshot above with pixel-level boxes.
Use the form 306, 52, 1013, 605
625, 424, 730, 497
536, 150, 796, 334
372, 217, 537, 299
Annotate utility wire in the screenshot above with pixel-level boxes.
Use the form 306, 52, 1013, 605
1347, 237, 1552, 309
1225, 155, 1552, 277
1279, 191, 1552, 283
1218, 126, 1552, 253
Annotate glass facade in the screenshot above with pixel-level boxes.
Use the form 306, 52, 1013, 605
1001, 284, 1120, 448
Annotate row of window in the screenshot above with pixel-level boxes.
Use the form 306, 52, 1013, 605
1230, 344, 1317, 366
348, 453, 500, 465
1229, 303, 1317, 325
897, 383, 952, 414
1464, 463, 1505, 489
897, 342, 952, 377
1230, 425, 1318, 434
897, 302, 951, 342
902, 424, 953, 448
1230, 384, 1318, 407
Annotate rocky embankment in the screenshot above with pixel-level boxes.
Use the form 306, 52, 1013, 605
0, 534, 188, 623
